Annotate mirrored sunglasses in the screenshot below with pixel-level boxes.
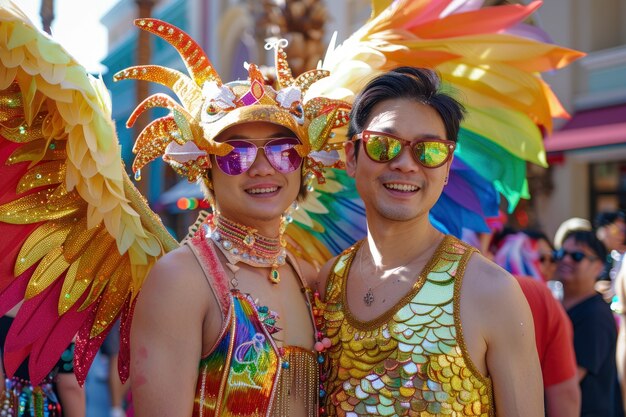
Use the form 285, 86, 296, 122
215, 137, 304, 176
354, 130, 455, 168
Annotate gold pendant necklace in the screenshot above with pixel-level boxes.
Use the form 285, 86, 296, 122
207, 212, 287, 284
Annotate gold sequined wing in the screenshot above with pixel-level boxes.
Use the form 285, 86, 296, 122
0, 2, 178, 385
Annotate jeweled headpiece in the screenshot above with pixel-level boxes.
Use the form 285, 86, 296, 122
114, 20, 350, 184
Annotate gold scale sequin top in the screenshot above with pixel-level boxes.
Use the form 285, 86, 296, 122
321, 235, 494, 416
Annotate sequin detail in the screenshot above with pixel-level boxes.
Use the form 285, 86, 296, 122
2, 376, 61, 417
188, 231, 318, 417
321, 236, 494, 416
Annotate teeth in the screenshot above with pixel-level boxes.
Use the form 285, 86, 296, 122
384, 183, 418, 192
248, 187, 278, 194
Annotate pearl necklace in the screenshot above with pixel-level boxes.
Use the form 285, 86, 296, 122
206, 212, 287, 284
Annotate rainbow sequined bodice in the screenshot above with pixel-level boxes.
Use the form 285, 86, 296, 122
321, 236, 494, 416
188, 229, 318, 417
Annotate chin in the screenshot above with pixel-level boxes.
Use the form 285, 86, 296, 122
376, 204, 423, 222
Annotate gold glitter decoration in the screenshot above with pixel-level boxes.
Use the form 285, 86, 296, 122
0, 118, 45, 143
17, 160, 65, 193
126, 94, 192, 138
294, 69, 330, 95
275, 47, 295, 89
89, 259, 133, 337
0, 87, 24, 121
7, 138, 66, 165
271, 346, 319, 417
62, 220, 103, 263
136, 19, 220, 87
131, 116, 180, 172
113, 65, 202, 115
115, 19, 349, 184
0, 189, 81, 224
26, 246, 70, 299
58, 229, 115, 314
14, 222, 72, 276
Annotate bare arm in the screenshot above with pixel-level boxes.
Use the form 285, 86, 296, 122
545, 376, 581, 417
488, 273, 543, 415
108, 353, 129, 416
55, 372, 86, 417
130, 246, 211, 417
466, 257, 544, 415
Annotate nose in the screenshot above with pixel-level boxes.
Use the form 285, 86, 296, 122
247, 148, 276, 176
388, 145, 420, 173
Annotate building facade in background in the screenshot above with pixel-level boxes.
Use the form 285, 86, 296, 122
99, 0, 626, 239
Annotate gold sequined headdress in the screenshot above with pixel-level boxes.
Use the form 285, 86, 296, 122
114, 20, 350, 184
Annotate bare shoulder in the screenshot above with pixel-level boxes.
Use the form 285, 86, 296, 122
138, 244, 209, 314
314, 255, 340, 300
462, 252, 529, 324
293, 255, 319, 287
464, 252, 522, 298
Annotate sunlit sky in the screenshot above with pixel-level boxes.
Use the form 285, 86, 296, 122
17, 0, 119, 73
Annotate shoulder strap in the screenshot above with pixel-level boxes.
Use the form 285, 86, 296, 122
324, 241, 362, 303
186, 226, 231, 319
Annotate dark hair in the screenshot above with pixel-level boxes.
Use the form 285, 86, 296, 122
564, 230, 607, 261
594, 210, 625, 229
347, 67, 466, 142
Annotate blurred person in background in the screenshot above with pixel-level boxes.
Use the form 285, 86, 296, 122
86, 321, 128, 417
595, 211, 626, 304
557, 230, 620, 417
492, 229, 580, 416
554, 218, 593, 250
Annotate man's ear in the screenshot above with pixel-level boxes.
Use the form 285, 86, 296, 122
344, 141, 357, 178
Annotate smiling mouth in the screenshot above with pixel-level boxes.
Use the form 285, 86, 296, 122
383, 183, 419, 192
246, 186, 279, 195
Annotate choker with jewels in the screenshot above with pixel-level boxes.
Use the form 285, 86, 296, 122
206, 213, 287, 284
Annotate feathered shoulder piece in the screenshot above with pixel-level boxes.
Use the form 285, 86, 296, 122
0, 1, 177, 384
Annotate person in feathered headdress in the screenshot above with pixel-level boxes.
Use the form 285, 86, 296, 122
115, 23, 351, 417
0, 3, 348, 416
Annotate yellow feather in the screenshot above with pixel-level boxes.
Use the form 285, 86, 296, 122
26, 246, 70, 299
15, 221, 72, 276
89, 258, 132, 337
0, 189, 82, 224
17, 160, 65, 193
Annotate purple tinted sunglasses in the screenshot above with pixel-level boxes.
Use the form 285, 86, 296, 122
215, 137, 304, 176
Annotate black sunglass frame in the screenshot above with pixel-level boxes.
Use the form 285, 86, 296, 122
554, 249, 598, 263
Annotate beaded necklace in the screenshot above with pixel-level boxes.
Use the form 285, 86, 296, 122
207, 212, 287, 284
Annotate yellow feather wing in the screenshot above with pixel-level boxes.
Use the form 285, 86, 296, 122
0, 1, 177, 384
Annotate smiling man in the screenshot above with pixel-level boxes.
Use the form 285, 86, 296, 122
318, 67, 543, 416
557, 230, 620, 417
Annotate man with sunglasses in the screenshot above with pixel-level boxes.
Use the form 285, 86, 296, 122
556, 230, 620, 416
318, 67, 542, 416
